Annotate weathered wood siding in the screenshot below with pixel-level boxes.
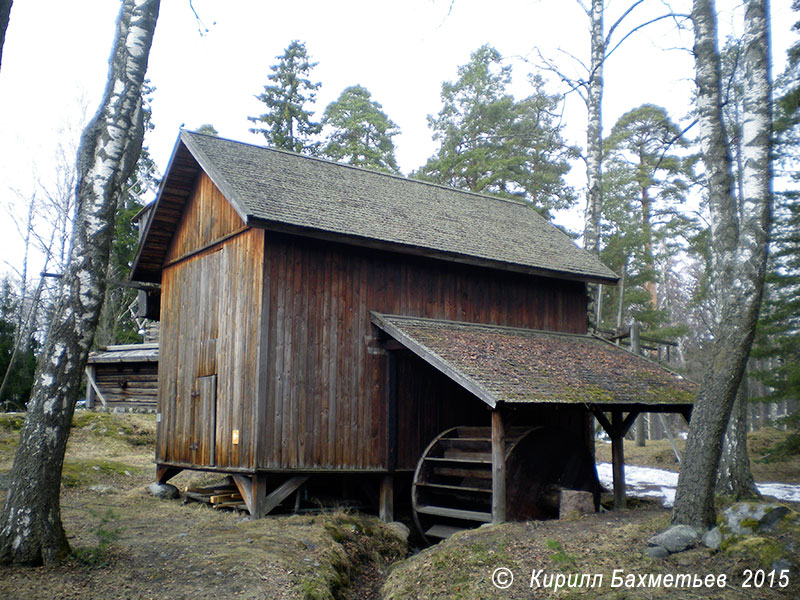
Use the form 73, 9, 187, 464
157, 173, 265, 471
259, 232, 587, 471
164, 172, 246, 266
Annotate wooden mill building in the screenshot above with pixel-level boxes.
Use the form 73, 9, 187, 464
131, 130, 695, 538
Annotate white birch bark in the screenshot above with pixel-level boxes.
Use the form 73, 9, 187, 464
583, 0, 604, 256
672, 0, 772, 529
0, 0, 160, 565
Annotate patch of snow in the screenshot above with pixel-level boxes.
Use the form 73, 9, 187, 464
596, 463, 800, 507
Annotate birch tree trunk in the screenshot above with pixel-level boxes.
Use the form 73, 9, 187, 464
0, 0, 160, 565
672, 0, 772, 529
584, 0, 604, 330
583, 0, 604, 256
716, 378, 760, 498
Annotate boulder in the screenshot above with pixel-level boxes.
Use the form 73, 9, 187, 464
559, 489, 595, 519
386, 521, 411, 543
648, 525, 700, 554
701, 527, 722, 551
723, 502, 792, 535
148, 482, 180, 500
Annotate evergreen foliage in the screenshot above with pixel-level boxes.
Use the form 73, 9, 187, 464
414, 45, 577, 217
599, 104, 697, 334
248, 40, 322, 155
752, 1, 800, 430
321, 85, 400, 173
0, 278, 37, 410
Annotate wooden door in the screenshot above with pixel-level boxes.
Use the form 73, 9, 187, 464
189, 374, 217, 466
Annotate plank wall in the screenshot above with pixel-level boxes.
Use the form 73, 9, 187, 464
258, 232, 587, 471
156, 172, 265, 471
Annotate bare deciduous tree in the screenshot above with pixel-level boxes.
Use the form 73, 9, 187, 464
672, 0, 772, 529
0, 0, 160, 565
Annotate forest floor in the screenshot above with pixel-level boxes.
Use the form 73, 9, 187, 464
0, 411, 797, 599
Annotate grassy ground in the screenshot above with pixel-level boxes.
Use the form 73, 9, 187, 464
0, 412, 406, 600
0, 413, 797, 599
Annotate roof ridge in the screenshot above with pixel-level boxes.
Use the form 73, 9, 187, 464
181, 129, 550, 215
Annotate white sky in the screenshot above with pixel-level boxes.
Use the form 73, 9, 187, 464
0, 0, 795, 280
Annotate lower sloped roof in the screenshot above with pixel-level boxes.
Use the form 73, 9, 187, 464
87, 343, 159, 364
371, 313, 696, 409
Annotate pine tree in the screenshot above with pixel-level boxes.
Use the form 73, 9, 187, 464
248, 40, 321, 155
321, 85, 400, 173
600, 104, 697, 333
415, 45, 576, 217
751, 0, 800, 459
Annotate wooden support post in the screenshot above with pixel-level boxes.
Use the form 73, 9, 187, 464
155, 465, 182, 484
611, 410, 626, 509
234, 473, 270, 519
491, 409, 507, 524
86, 364, 96, 409
589, 405, 638, 510
379, 475, 394, 523
85, 365, 107, 410
386, 350, 397, 471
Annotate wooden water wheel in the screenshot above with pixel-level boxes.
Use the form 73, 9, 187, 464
412, 425, 602, 543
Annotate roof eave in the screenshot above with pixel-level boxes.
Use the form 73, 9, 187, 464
250, 216, 619, 285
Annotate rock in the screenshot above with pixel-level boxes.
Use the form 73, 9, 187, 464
648, 525, 700, 554
772, 558, 792, 574
386, 521, 410, 543
701, 527, 722, 551
723, 502, 792, 535
559, 489, 595, 519
89, 484, 117, 495
646, 545, 670, 559
148, 482, 179, 500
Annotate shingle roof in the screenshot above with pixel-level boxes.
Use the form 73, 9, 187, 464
371, 313, 696, 409
87, 343, 159, 364
131, 130, 618, 283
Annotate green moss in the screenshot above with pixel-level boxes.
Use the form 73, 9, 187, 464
724, 536, 787, 568
61, 459, 141, 487
740, 517, 760, 532
0, 414, 24, 431
71, 412, 155, 446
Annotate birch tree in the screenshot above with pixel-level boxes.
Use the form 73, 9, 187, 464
0, 0, 160, 565
672, 0, 772, 529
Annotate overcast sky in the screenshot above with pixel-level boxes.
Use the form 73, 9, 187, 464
0, 0, 794, 279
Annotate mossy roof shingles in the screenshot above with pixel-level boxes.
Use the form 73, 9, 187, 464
174, 130, 617, 283
371, 313, 696, 409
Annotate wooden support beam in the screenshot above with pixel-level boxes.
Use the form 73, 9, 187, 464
491, 409, 507, 524
262, 476, 309, 517
611, 411, 626, 509
233, 473, 269, 518
379, 475, 394, 523
156, 465, 183, 484
85, 366, 107, 410
386, 350, 397, 471
619, 411, 639, 438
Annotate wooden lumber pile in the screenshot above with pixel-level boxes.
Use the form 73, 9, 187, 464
183, 481, 246, 511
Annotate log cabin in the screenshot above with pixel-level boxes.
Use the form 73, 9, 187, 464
131, 130, 695, 539
85, 343, 158, 412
